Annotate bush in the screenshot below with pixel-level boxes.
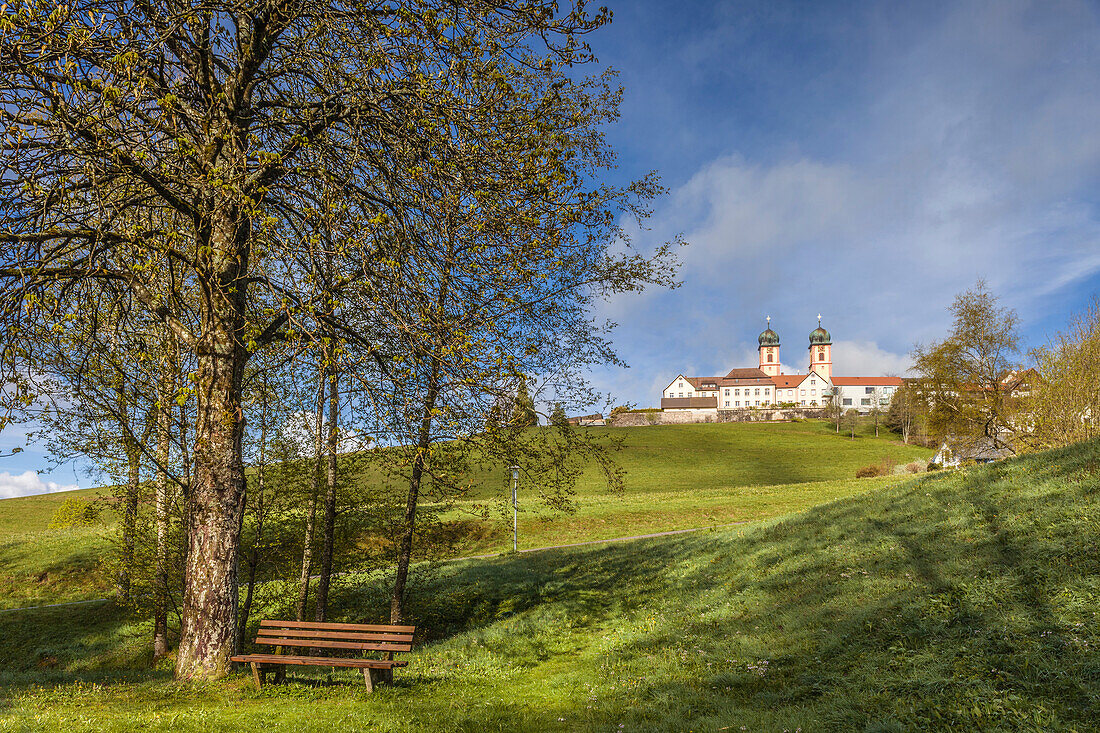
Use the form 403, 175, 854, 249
905, 461, 925, 474
48, 496, 100, 529
926, 462, 940, 472
856, 465, 882, 478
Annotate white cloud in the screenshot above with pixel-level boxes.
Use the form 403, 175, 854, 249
830, 341, 913, 378
0, 470, 78, 499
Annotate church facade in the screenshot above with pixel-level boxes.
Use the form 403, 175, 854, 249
661, 318, 902, 413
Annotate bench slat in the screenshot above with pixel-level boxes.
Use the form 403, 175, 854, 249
259, 619, 415, 634
255, 637, 412, 652
256, 628, 413, 643
231, 653, 408, 669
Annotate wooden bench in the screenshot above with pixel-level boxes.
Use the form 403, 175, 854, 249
230, 619, 415, 691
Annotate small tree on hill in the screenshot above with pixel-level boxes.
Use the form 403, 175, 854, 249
844, 409, 861, 439
824, 389, 844, 433
512, 380, 540, 428
912, 281, 1020, 454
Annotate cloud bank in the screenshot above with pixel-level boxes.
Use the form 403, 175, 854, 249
0, 471, 79, 499
589, 0, 1100, 409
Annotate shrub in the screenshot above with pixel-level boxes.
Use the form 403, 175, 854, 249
48, 496, 100, 530
905, 461, 925, 474
856, 465, 882, 478
926, 462, 940, 472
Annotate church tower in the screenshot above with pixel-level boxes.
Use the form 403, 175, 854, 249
808, 314, 832, 380
758, 316, 781, 377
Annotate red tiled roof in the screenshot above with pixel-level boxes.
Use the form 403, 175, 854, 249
770, 374, 808, 389
724, 367, 769, 379
831, 376, 904, 386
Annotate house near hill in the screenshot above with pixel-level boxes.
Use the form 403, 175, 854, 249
661, 316, 902, 416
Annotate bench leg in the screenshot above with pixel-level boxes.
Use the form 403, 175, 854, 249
250, 662, 264, 690
273, 664, 286, 685
381, 668, 393, 686
362, 667, 377, 692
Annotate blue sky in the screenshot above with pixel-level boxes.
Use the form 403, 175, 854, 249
586, 0, 1100, 407
4, 0, 1100, 496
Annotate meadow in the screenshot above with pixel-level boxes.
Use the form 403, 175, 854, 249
0, 435, 1097, 730
0, 420, 929, 609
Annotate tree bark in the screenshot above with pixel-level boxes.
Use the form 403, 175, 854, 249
174, 213, 250, 681
296, 361, 327, 621
314, 364, 339, 623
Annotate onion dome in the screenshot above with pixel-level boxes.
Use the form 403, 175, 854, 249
809, 314, 831, 345
759, 316, 780, 346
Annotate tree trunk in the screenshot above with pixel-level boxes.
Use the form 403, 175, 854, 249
153, 348, 177, 660
175, 213, 250, 681
119, 445, 140, 602
296, 362, 327, 621
314, 364, 339, 623
390, 366, 442, 625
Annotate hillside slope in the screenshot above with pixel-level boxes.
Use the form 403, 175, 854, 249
0, 421, 929, 608
1, 439, 1097, 730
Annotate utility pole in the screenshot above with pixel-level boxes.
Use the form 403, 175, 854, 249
510, 465, 520, 553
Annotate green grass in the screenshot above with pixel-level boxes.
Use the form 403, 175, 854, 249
0, 486, 107, 540
1, 439, 1098, 730
0, 421, 928, 608
0, 488, 114, 610
456, 419, 930, 500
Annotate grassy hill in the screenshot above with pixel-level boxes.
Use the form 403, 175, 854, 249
0, 420, 929, 609
1, 438, 1097, 730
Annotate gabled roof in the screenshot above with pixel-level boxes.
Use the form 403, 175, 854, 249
831, 376, 904, 386
724, 367, 769, 380
771, 374, 808, 389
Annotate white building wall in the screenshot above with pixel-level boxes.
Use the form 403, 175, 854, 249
833, 384, 897, 413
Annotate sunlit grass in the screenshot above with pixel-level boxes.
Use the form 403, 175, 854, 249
0, 421, 929, 609
1, 439, 1098, 730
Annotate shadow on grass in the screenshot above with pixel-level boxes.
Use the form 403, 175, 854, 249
0, 600, 168, 692
4, 441, 1100, 730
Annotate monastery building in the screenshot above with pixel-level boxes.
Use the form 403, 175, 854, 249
661, 317, 903, 414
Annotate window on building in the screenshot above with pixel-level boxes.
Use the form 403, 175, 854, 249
811, 389, 816, 396
810, 379, 816, 385
767, 353, 773, 362
755, 400, 760, 406
819, 348, 825, 358
735, 389, 740, 396
865, 387, 874, 394
735, 401, 740, 407
678, 382, 683, 388
677, 393, 683, 398
752, 388, 758, 396
843, 398, 852, 405
861, 398, 871, 406
724, 400, 729, 407
801, 400, 806, 406
800, 389, 806, 396
724, 389, 730, 396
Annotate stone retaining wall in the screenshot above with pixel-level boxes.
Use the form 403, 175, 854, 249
609, 408, 825, 426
